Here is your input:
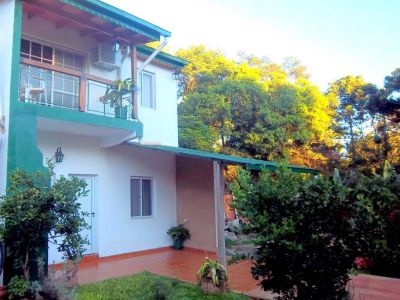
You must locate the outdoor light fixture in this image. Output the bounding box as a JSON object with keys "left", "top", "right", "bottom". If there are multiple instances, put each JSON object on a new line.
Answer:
{"left": 113, "top": 42, "right": 120, "bottom": 53}
{"left": 172, "top": 69, "right": 180, "bottom": 80}
{"left": 55, "top": 147, "right": 64, "bottom": 163}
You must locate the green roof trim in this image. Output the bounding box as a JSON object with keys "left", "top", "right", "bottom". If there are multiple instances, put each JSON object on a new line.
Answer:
{"left": 137, "top": 45, "right": 189, "bottom": 68}
{"left": 131, "top": 144, "right": 320, "bottom": 174}
{"left": 58, "top": 0, "right": 171, "bottom": 41}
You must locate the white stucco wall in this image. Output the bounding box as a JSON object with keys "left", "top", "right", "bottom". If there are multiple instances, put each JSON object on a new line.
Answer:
{"left": 37, "top": 131, "right": 177, "bottom": 263}
{"left": 0, "top": 0, "right": 15, "bottom": 197}
{"left": 136, "top": 59, "right": 179, "bottom": 147}
{"left": 22, "top": 15, "right": 180, "bottom": 147}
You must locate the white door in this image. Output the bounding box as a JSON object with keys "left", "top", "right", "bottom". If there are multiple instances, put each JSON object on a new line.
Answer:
{"left": 71, "top": 175, "right": 97, "bottom": 255}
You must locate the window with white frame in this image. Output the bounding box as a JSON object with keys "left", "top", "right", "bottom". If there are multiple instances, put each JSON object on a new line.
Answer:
{"left": 130, "top": 178, "right": 153, "bottom": 217}
{"left": 141, "top": 71, "right": 155, "bottom": 109}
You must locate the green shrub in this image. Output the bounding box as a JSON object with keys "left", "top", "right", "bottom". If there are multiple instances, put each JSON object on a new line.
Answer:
{"left": 347, "top": 163, "right": 400, "bottom": 277}
{"left": 7, "top": 276, "right": 31, "bottom": 300}
{"left": 0, "top": 162, "right": 89, "bottom": 283}
{"left": 231, "top": 168, "right": 355, "bottom": 299}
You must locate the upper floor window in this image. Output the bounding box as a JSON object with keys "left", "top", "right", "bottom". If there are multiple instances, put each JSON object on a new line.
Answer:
{"left": 20, "top": 38, "right": 85, "bottom": 72}
{"left": 55, "top": 49, "right": 85, "bottom": 72}
{"left": 21, "top": 39, "right": 53, "bottom": 64}
{"left": 141, "top": 71, "right": 155, "bottom": 109}
{"left": 130, "top": 177, "right": 153, "bottom": 217}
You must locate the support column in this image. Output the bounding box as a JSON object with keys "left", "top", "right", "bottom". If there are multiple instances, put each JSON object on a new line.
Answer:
{"left": 213, "top": 161, "right": 226, "bottom": 266}
{"left": 78, "top": 74, "right": 87, "bottom": 112}
{"left": 130, "top": 44, "right": 138, "bottom": 119}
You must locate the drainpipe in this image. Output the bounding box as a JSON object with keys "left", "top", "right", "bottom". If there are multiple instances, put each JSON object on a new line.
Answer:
{"left": 137, "top": 36, "right": 169, "bottom": 74}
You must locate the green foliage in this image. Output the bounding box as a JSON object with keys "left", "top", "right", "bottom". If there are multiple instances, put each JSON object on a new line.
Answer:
{"left": 102, "top": 78, "right": 136, "bottom": 108}
{"left": 7, "top": 276, "right": 31, "bottom": 300}
{"left": 76, "top": 272, "right": 247, "bottom": 300}
{"left": 176, "top": 45, "right": 336, "bottom": 171}
{"left": 231, "top": 165, "right": 400, "bottom": 298}
{"left": 167, "top": 224, "right": 191, "bottom": 242}
{"left": 178, "top": 115, "right": 218, "bottom": 151}
{"left": 197, "top": 258, "right": 228, "bottom": 287}
{"left": 328, "top": 75, "right": 368, "bottom": 161}
{"left": 231, "top": 168, "right": 355, "bottom": 299}
{"left": 0, "top": 164, "right": 89, "bottom": 281}
{"left": 346, "top": 163, "right": 400, "bottom": 277}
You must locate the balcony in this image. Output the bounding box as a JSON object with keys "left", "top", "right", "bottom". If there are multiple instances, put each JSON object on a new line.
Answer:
{"left": 19, "top": 60, "right": 133, "bottom": 120}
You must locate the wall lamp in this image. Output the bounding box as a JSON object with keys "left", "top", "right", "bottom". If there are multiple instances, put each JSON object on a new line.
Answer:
{"left": 55, "top": 147, "right": 64, "bottom": 163}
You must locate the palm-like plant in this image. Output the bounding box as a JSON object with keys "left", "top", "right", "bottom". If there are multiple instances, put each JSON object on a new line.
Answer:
{"left": 102, "top": 78, "right": 136, "bottom": 108}
{"left": 167, "top": 224, "right": 191, "bottom": 249}
{"left": 197, "top": 257, "right": 228, "bottom": 293}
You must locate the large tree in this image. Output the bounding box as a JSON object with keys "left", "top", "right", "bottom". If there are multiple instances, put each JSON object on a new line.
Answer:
{"left": 176, "top": 45, "right": 337, "bottom": 171}
{"left": 328, "top": 76, "right": 368, "bottom": 162}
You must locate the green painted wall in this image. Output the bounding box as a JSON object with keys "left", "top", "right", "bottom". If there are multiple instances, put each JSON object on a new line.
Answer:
{"left": 6, "top": 0, "right": 44, "bottom": 175}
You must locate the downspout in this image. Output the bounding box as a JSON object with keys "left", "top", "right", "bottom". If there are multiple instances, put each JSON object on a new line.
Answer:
{"left": 137, "top": 36, "right": 169, "bottom": 74}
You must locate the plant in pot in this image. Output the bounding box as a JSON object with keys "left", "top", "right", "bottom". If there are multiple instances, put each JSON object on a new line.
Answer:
{"left": 102, "top": 78, "right": 136, "bottom": 119}
{"left": 197, "top": 257, "right": 228, "bottom": 294}
{"left": 167, "top": 224, "right": 191, "bottom": 250}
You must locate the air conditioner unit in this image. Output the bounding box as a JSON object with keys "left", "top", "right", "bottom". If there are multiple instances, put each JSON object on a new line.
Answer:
{"left": 93, "top": 43, "right": 120, "bottom": 71}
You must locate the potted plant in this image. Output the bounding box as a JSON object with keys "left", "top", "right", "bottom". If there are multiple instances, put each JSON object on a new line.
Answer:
{"left": 197, "top": 257, "right": 228, "bottom": 294}
{"left": 167, "top": 224, "right": 191, "bottom": 250}
{"left": 102, "top": 78, "right": 136, "bottom": 119}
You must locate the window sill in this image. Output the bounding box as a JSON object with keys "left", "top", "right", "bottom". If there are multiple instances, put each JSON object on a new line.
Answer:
{"left": 131, "top": 216, "right": 154, "bottom": 220}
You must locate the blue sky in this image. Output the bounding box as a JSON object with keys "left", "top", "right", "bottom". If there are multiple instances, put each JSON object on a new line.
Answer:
{"left": 104, "top": 0, "right": 399, "bottom": 91}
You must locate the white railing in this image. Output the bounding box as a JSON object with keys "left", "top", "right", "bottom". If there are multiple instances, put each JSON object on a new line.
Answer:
{"left": 19, "top": 60, "right": 134, "bottom": 120}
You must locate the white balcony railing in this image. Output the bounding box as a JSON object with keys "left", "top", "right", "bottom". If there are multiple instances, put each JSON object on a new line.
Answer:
{"left": 19, "top": 60, "right": 133, "bottom": 120}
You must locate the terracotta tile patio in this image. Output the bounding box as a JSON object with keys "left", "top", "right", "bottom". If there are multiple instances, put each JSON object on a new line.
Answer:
{"left": 69, "top": 247, "right": 400, "bottom": 300}
{"left": 76, "top": 247, "right": 259, "bottom": 293}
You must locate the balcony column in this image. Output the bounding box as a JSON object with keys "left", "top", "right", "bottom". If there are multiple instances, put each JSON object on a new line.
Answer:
{"left": 130, "top": 44, "right": 138, "bottom": 119}
{"left": 79, "top": 74, "right": 87, "bottom": 112}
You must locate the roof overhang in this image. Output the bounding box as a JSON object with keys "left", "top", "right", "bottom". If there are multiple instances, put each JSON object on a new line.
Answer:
{"left": 128, "top": 144, "right": 320, "bottom": 175}
{"left": 23, "top": 0, "right": 171, "bottom": 44}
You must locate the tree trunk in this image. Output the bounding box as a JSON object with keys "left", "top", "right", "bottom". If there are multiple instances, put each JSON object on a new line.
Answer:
{"left": 382, "top": 116, "right": 389, "bottom": 160}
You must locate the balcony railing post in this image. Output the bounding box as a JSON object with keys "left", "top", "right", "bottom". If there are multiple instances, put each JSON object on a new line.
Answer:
{"left": 79, "top": 74, "right": 87, "bottom": 112}
{"left": 131, "top": 44, "right": 138, "bottom": 119}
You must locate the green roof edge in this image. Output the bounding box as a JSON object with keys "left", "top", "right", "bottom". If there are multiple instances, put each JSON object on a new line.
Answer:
{"left": 137, "top": 45, "right": 189, "bottom": 68}
{"left": 131, "top": 144, "right": 320, "bottom": 175}
{"left": 59, "top": 0, "right": 171, "bottom": 41}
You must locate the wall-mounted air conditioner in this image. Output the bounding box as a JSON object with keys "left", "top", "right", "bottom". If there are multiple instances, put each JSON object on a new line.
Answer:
{"left": 93, "top": 43, "right": 120, "bottom": 71}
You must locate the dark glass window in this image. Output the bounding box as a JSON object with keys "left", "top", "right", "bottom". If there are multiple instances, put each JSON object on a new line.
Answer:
{"left": 130, "top": 178, "right": 153, "bottom": 217}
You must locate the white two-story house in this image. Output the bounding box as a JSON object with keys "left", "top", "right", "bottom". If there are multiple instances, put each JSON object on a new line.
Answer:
{"left": 0, "top": 0, "right": 317, "bottom": 280}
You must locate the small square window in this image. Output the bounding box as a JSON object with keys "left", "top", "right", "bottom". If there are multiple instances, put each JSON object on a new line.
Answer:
{"left": 130, "top": 178, "right": 153, "bottom": 217}
{"left": 20, "top": 39, "right": 30, "bottom": 58}
{"left": 141, "top": 72, "right": 155, "bottom": 109}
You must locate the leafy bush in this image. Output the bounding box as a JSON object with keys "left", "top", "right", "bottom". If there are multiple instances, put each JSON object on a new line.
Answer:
{"left": 0, "top": 162, "right": 89, "bottom": 284}
{"left": 231, "top": 168, "right": 356, "bottom": 299}
{"left": 7, "top": 276, "right": 31, "bottom": 300}
{"left": 231, "top": 164, "right": 400, "bottom": 298}
{"left": 347, "top": 162, "right": 400, "bottom": 277}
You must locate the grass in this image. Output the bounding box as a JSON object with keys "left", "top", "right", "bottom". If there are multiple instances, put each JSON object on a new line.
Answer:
{"left": 77, "top": 272, "right": 249, "bottom": 300}
{"left": 225, "top": 237, "right": 254, "bottom": 248}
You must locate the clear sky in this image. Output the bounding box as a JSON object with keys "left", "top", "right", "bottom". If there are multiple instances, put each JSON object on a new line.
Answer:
{"left": 104, "top": 0, "right": 399, "bottom": 91}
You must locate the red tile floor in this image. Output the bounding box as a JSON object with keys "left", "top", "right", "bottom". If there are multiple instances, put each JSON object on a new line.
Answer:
{"left": 70, "top": 248, "right": 400, "bottom": 300}
{"left": 76, "top": 248, "right": 257, "bottom": 292}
